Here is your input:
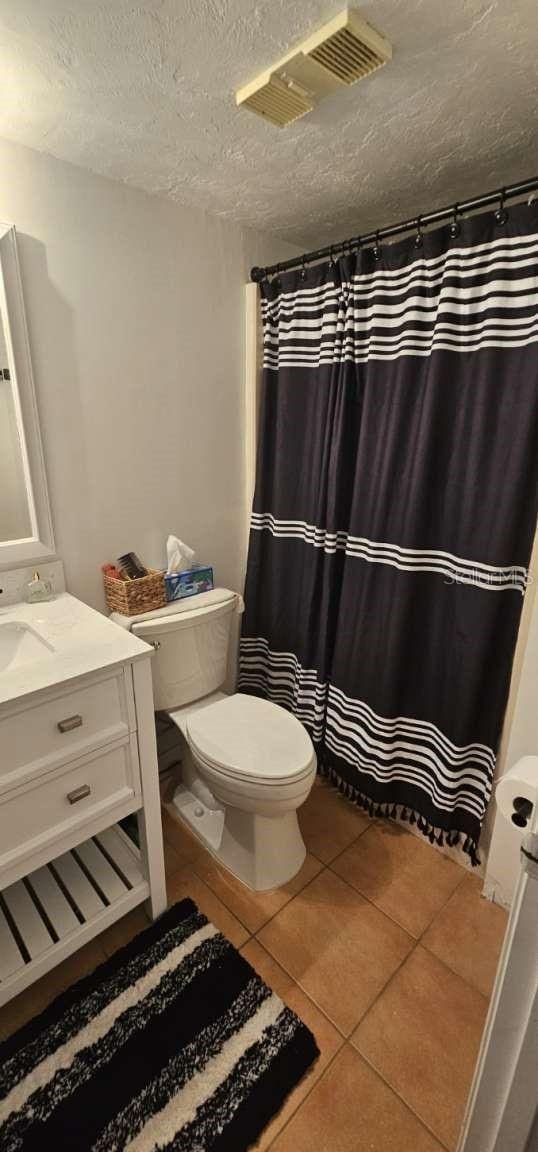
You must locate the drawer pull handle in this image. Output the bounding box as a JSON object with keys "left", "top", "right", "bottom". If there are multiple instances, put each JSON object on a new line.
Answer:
{"left": 57, "top": 714, "right": 83, "bottom": 733}
{"left": 67, "top": 784, "right": 91, "bottom": 805}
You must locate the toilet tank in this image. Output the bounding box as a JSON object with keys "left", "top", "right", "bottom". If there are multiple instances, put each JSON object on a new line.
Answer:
{"left": 128, "top": 589, "right": 240, "bottom": 711}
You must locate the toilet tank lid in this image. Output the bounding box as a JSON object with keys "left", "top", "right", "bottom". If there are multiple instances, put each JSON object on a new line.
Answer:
{"left": 110, "top": 587, "right": 242, "bottom": 630}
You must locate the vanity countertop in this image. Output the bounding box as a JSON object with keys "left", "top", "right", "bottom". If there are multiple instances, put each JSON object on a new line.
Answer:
{"left": 0, "top": 592, "right": 150, "bottom": 708}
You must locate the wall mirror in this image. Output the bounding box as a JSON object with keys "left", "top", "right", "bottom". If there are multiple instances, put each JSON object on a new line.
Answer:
{"left": 0, "top": 224, "right": 55, "bottom": 570}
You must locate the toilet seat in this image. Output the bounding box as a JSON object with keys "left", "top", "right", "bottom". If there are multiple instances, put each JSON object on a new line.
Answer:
{"left": 186, "top": 693, "right": 315, "bottom": 787}
{"left": 191, "top": 743, "right": 315, "bottom": 789}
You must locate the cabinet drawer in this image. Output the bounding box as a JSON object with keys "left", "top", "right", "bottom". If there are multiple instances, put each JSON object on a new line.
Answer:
{"left": 0, "top": 670, "right": 134, "bottom": 792}
{"left": 0, "top": 738, "right": 140, "bottom": 873}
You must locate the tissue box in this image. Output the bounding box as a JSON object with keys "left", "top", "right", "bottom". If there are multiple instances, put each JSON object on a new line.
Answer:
{"left": 165, "top": 566, "right": 214, "bottom": 601}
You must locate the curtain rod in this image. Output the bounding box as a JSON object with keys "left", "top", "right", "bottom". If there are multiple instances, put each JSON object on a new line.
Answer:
{"left": 250, "top": 176, "right": 538, "bottom": 283}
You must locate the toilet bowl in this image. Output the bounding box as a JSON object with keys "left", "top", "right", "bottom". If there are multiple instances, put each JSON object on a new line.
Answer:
{"left": 111, "top": 589, "right": 316, "bottom": 891}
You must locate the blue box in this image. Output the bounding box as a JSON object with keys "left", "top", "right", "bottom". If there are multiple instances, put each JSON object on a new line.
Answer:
{"left": 164, "top": 566, "right": 214, "bottom": 601}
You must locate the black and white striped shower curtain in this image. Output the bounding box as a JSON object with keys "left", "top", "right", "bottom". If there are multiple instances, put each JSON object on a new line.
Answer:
{"left": 239, "top": 204, "right": 538, "bottom": 861}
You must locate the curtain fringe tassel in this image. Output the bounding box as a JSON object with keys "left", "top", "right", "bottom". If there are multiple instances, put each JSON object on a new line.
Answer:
{"left": 318, "top": 763, "right": 480, "bottom": 866}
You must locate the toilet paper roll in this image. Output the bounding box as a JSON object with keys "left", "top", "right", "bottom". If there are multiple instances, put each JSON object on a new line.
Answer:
{"left": 495, "top": 755, "right": 538, "bottom": 827}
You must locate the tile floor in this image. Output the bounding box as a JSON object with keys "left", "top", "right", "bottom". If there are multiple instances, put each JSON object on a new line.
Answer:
{"left": 0, "top": 778, "right": 509, "bottom": 1151}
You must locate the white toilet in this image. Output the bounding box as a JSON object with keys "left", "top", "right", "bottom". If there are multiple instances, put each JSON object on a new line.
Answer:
{"left": 111, "top": 589, "right": 316, "bottom": 891}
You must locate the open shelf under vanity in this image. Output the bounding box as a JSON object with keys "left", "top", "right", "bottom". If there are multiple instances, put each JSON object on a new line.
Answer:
{"left": 0, "top": 824, "right": 149, "bottom": 1007}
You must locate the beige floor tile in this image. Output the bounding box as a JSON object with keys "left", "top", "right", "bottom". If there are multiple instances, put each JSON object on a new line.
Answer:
{"left": 161, "top": 803, "right": 210, "bottom": 866}
{"left": 271, "top": 1045, "right": 445, "bottom": 1152}
{"left": 240, "top": 940, "right": 344, "bottom": 1150}
{"left": 257, "top": 868, "right": 413, "bottom": 1036}
{"left": 298, "top": 777, "right": 371, "bottom": 863}
{"left": 0, "top": 937, "right": 106, "bottom": 1040}
{"left": 167, "top": 866, "right": 249, "bottom": 948}
{"left": 332, "top": 821, "right": 465, "bottom": 937}
{"left": 422, "top": 874, "right": 508, "bottom": 997}
{"left": 352, "top": 945, "right": 488, "bottom": 1150}
{"left": 194, "top": 852, "right": 323, "bottom": 934}
{"left": 100, "top": 906, "right": 151, "bottom": 958}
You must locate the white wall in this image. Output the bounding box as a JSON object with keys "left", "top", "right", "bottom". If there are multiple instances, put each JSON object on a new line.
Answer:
{"left": 483, "top": 528, "right": 538, "bottom": 903}
{"left": 0, "top": 137, "right": 297, "bottom": 609}
{"left": 498, "top": 533, "right": 538, "bottom": 773}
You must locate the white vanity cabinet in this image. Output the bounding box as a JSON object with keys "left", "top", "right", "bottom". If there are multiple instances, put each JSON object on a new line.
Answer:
{"left": 0, "top": 594, "right": 167, "bottom": 1008}
{"left": 0, "top": 225, "right": 166, "bottom": 1005}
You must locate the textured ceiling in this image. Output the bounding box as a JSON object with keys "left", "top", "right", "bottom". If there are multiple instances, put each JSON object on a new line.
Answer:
{"left": 0, "top": 0, "right": 537, "bottom": 247}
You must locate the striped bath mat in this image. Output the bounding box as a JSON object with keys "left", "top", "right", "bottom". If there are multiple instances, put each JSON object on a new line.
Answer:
{"left": 0, "top": 899, "right": 319, "bottom": 1151}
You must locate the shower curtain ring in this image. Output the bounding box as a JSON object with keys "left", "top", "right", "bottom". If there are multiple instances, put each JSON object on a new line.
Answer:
{"left": 450, "top": 203, "right": 460, "bottom": 238}
{"left": 329, "top": 245, "right": 336, "bottom": 267}
{"left": 273, "top": 263, "right": 281, "bottom": 287}
{"left": 300, "top": 255, "right": 307, "bottom": 281}
{"left": 414, "top": 216, "right": 423, "bottom": 247}
{"left": 495, "top": 189, "right": 508, "bottom": 225}
{"left": 373, "top": 231, "right": 382, "bottom": 260}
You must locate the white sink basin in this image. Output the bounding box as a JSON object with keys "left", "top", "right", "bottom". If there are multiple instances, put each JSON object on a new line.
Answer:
{"left": 0, "top": 621, "right": 55, "bottom": 671}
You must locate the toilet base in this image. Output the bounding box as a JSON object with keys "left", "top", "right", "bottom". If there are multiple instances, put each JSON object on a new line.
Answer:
{"left": 172, "top": 784, "right": 224, "bottom": 854}
{"left": 171, "top": 783, "right": 306, "bottom": 892}
{"left": 219, "top": 806, "right": 306, "bottom": 891}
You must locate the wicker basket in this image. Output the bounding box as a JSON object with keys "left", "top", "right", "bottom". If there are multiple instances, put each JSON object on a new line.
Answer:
{"left": 103, "top": 568, "right": 166, "bottom": 616}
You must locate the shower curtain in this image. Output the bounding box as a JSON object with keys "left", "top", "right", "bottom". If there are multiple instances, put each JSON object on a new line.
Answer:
{"left": 239, "top": 203, "right": 538, "bottom": 862}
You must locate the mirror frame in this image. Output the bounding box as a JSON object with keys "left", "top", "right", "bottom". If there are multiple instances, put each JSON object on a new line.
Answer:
{"left": 0, "top": 223, "right": 55, "bottom": 570}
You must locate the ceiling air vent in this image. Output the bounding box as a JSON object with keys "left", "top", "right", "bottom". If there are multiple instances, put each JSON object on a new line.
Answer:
{"left": 243, "top": 75, "right": 314, "bottom": 128}
{"left": 236, "top": 8, "right": 392, "bottom": 127}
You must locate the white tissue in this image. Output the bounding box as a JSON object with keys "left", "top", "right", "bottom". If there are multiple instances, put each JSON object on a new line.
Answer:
{"left": 486, "top": 755, "right": 538, "bottom": 907}
{"left": 166, "top": 535, "right": 196, "bottom": 574}
{"left": 495, "top": 756, "right": 538, "bottom": 824}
